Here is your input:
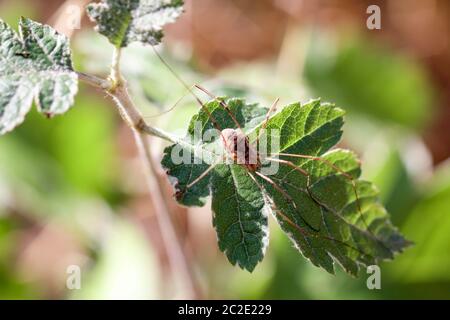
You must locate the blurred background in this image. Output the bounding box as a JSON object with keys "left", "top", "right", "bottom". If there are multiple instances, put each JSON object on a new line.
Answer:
{"left": 0, "top": 0, "right": 449, "bottom": 299}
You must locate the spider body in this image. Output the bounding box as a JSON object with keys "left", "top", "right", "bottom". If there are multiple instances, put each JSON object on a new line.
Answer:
{"left": 220, "top": 128, "right": 260, "bottom": 171}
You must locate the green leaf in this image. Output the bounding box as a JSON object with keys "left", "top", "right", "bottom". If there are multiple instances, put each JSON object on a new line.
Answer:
{"left": 162, "top": 97, "right": 411, "bottom": 274}
{"left": 0, "top": 18, "right": 78, "bottom": 135}
{"left": 87, "top": 0, "right": 184, "bottom": 48}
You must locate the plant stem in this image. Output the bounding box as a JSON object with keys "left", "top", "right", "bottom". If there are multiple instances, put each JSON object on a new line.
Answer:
{"left": 111, "top": 83, "right": 200, "bottom": 299}
{"left": 110, "top": 47, "right": 124, "bottom": 87}
{"left": 77, "top": 71, "right": 112, "bottom": 90}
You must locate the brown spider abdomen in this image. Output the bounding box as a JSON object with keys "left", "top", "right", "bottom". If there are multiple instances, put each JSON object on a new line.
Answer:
{"left": 245, "top": 163, "right": 259, "bottom": 171}
{"left": 221, "top": 128, "right": 260, "bottom": 170}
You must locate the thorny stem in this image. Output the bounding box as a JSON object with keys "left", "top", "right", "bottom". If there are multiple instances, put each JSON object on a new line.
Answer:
{"left": 77, "top": 53, "right": 200, "bottom": 299}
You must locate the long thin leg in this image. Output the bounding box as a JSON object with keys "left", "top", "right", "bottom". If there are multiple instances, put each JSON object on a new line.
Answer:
{"left": 271, "top": 152, "right": 363, "bottom": 220}
{"left": 151, "top": 45, "right": 240, "bottom": 134}
{"left": 144, "top": 84, "right": 198, "bottom": 119}
{"left": 257, "top": 158, "right": 326, "bottom": 231}
{"left": 263, "top": 157, "right": 326, "bottom": 223}
{"left": 266, "top": 156, "right": 371, "bottom": 235}
{"left": 151, "top": 46, "right": 226, "bottom": 136}
{"left": 267, "top": 157, "right": 393, "bottom": 255}
{"left": 274, "top": 152, "right": 357, "bottom": 181}
{"left": 141, "top": 82, "right": 230, "bottom": 159}
{"left": 265, "top": 157, "right": 309, "bottom": 177}
{"left": 186, "top": 162, "right": 218, "bottom": 189}
{"left": 175, "top": 162, "right": 217, "bottom": 202}
{"left": 265, "top": 157, "right": 315, "bottom": 199}
{"left": 151, "top": 45, "right": 196, "bottom": 97}
{"left": 194, "top": 84, "right": 243, "bottom": 130}
{"left": 248, "top": 171, "right": 369, "bottom": 257}
{"left": 151, "top": 44, "right": 253, "bottom": 151}
{"left": 255, "top": 170, "right": 321, "bottom": 231}
{"left": 253, "top": 97, "right": 280, "bottom": 144}
{"left": 254, "top": 171, "right": 297, "bottom": 209}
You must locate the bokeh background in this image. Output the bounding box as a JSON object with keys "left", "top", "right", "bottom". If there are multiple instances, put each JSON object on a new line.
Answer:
{"left": 0, "top": 0, "right": 449, "bottom": 299}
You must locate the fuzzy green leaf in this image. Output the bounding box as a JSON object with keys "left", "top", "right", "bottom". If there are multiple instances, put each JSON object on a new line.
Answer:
{"left": 87, "top": 0, "right": 184, "bottom": 48}
{"left": 0, "top": 18, "right": 78, "bottom": 135}
{"left": 162, "top": 97, "right": 411, "bottom": 274}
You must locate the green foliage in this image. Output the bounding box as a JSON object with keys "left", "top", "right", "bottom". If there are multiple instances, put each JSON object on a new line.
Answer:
{"left": 162, "top": 98, "right": 411, "bottom": 273}
{"left": 0, "top": 18, "right": 78, "bottom": 135}
{"left": 389, "top": 162, "right": 450, "bottom": 283}
{"left": 87, "top": 0, "right": 184, "bottom": 48}
{"left": 0, "top": 217, "right": 37, "bottom": 299}
{"left": 71, "top": 217, "right": 160, "bottom": 299}
{"left": 304, "top": 34, "right": 434, "bottom": 129}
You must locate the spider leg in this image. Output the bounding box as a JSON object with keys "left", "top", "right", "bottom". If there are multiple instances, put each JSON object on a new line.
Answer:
{"left": 252, "top": 97, "right": 280, "bottom": 144}
{"left": 174, "top": 162, "right": 217, "bottom": 203}
{"left": 150, "top": 46, "right": 227, "bottom": 136}
{"left": 270, "top": 152, "right": 365, "bottom": 230}
{"left": 264, "top": 157, "right": 319, "bottom": 204}
{"left": 254, "top": 171, "right": 297, "bottom": 210}
{"left": 247, "top": 172, "right": 371, "bottom": 258}
{"left": 254, "top": 170, "right": 323, "bottom": 232}
{"left": 268, "top": 154, "right": 395, "bottom": 258}
{"left": 194, "top": 84, "right": 243, "bottom": 130}
{"left": 143, "top": 84, "right": 198, "bottom": 119}
{"left": 186, "top": 161, "right": 219, "bottom": 189}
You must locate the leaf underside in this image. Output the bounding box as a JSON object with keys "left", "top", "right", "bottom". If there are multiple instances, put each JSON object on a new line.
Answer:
{"left": 0, "top": 18, "right": 78, "bottom": 135}
{"left": 162, "top": 98, "right": 412, "bottom": 273}
{"left": 87, "top": 0, "right": 184, "bottom": 48}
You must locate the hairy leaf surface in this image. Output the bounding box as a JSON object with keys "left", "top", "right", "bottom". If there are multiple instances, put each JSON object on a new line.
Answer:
{"left": 0, "top": 18, "right": 78, "bottom": 135}
{"left": 87, "top": 0, "right": 184, "bottom": 48}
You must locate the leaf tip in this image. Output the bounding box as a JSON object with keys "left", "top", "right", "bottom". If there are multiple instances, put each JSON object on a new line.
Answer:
{"left": 18, "top": 16, "right": 33, "bottom": 27}
{"left": 236, "top": 257, "right": 261, "bottom": 273}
